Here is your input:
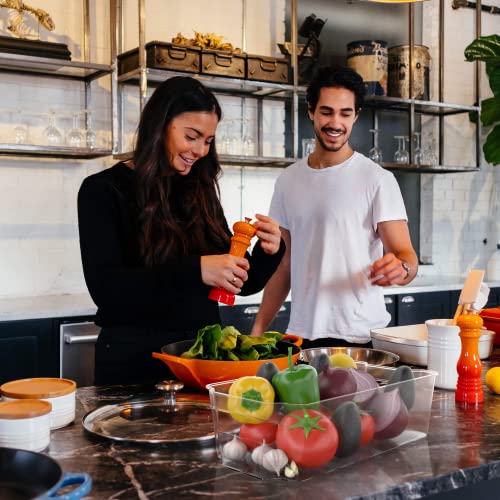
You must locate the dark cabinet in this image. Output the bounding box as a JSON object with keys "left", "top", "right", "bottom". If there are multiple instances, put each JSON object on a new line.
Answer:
{"left": 219, "top": 302, "right": 291, "bottom": 335}
{"left": 0, "top": 318, "right": 57, "bottom": 385}
{"left": 396, "top": 291, "right": 451, "bottom": 326}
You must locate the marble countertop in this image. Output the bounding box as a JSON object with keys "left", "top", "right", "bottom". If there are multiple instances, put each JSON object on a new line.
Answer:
{"left": 46, "top": 351, "right": 500, "bottom": 500}
{"left": 1, "top": 276, "right": 499, "bottom": 322}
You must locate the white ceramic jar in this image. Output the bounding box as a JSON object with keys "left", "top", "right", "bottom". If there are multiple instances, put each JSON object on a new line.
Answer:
{"left": 425, "top": 319, "right": 462, "bottom": 390}
{"left": 1, "top": 378, "right": 76, "bottom": 429}
{"left": 0, "top": 399, "right": 52, "bottom": 452}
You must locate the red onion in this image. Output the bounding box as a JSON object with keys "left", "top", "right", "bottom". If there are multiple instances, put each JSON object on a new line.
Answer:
{"left": 367, "top": 389, "right": 409, "bottom": 439}
{"left": 347, "top": 368, "right": 379, "bottom": 404}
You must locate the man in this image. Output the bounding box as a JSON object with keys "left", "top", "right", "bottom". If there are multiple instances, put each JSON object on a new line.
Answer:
{"left": 251, "top": 65, "right": 418, "bottom": 348}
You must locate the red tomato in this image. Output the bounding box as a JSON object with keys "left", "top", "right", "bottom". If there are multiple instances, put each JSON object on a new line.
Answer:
{"left": 360, "top": 412, "right": 375, "bottom": 446}
{"left": 239, "top": 421, "right": 278, "bottom": 449}
{"left": 276, "top": 409, "right": 338, "bottom": 468}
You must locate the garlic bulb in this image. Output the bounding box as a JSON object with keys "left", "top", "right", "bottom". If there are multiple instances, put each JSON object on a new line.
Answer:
{"left": 222, "top": 435, "right": 247, "bottom": 461}
{"left": 251, "top": 440, "right": 273, "bottom": 466}
{"left": 262, "top": 448, "right": 288, "bottom": 476}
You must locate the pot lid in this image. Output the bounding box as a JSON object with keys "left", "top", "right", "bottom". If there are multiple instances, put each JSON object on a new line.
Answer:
{"left": 1, "top": 378, "right": 76, "bottom": 399}
{"left": 480, "top": 307, "right": 500, "bottom": 320}
{"left": 82, "top": 380, "right": 229, "bottom": 445}
{"left": 0, "top": 399, "right": 52, "bottom": 419}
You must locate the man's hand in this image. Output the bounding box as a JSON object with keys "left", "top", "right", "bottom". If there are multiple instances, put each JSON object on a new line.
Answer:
{"left": 369, "top": 252, "right": 409, "bottom": 286}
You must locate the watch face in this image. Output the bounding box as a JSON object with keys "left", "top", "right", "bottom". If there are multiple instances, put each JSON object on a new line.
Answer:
{"left": 402, "top": 261, "right": 410, "bottom": 276}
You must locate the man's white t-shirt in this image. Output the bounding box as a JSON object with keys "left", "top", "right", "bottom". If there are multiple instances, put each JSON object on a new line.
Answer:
{"left": 269, "top": 152, "right": 408, "bottom": 343}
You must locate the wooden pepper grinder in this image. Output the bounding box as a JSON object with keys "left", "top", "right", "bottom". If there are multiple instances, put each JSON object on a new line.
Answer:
{"left": 455, "top": 312, "right": 484, "bottom": 404}
{"left": 208, "top": 217, "right": 256, "bottom": 306}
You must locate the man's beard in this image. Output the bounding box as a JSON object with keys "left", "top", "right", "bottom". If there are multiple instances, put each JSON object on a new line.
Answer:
{"left": 315, "top": 126, "right": 350, "bottom": 153}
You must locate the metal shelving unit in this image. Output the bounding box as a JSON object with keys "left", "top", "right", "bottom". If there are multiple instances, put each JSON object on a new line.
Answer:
{"left": 0, "top": 1, "right": 115, "bottom": 159}
{"left": 112, "top": 0, "right": 481, "bottom": 173}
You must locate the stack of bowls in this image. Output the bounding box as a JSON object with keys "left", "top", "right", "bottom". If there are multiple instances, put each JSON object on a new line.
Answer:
{"left": 0, "top": 378, "right": 76, "bottom": 430}
{"left": 0, "top": 399, "right": 52, "bottom": 452}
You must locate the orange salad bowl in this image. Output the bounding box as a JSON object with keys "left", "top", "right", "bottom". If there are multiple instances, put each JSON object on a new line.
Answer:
{"left": 152, "top": 334, "right": 302, "bottom": 390}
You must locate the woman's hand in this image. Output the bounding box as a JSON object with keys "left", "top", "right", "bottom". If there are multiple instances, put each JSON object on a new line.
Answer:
{"left": 253, "top": 214, "right": 281, "bottom": 255}
{"left": 201, "top": 254, "right": 249, "bottom": 293}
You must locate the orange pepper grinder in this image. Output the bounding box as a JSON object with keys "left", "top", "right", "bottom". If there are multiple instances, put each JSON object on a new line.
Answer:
{"left": 455, "top": 312, "right": 484, "bottom": 404}
{"left": 208, "top": 217, "right": 256, "bottom": 306}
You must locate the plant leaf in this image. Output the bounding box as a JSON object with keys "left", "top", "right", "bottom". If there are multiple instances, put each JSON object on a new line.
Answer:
{"left": 483, "top": 124, "right": 500, "bottom": 166}
{"left": 465, "top": 35, "right": 500, "bottom": 63}
{"left": 480, "top": 97, "right": 500, "bottom": 126}
{"left": 486, "top": 62, "right": 500, "bottom": 98}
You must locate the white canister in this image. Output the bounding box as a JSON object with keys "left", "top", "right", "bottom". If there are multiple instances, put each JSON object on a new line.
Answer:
{"left": 0, "top": 399, "right": 52, "bottom": 452}
{"left": 1, "top": 378, "right": 76, "bottom": 429}
{"left": 425, "top": 319, "right": 461, "bottom": 390}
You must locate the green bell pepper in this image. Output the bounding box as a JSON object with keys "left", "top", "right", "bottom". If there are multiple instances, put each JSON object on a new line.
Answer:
{"left": 272, "top": 347, "right": 320, "bottom": 410}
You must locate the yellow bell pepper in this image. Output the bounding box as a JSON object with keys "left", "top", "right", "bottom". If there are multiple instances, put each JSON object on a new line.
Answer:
{"left": 227, "top": 376, "right": 275, "bottom": 424}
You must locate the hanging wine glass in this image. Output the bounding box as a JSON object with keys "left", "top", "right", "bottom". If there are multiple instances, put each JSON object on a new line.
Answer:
{"left": 241, "top": 119, "right": 256, "bottom": 156}
{"left": 43, "top": 111, "right": 62, "bottom": 146}
{"left": 368, "top": 128, "right": 383, "bottom": 164}
{"left": 414, "top": 132, "right": 424, "bottom": 166}
{"left": 66, "top": 112, "right": 84, "bottom": 147}
{"left": 82, "top": 109, "right": 97, "bottom": 148}
{"left": 393, "top": 136, "right": 409, "bottom": 164}
{"left": 13, "top": 109, "right": 29, "bottom": 144}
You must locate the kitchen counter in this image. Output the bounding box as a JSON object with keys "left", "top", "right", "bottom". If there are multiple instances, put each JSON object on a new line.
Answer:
{"left": 46, "top": 351, "right": 500, "bottom": 499}
{"left": 2, "top": 276, "right": 500, "bottom": 322}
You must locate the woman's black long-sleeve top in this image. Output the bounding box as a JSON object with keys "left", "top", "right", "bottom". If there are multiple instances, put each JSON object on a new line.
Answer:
{"left": 77, "top": 162, "right": 285, "bottom": 333}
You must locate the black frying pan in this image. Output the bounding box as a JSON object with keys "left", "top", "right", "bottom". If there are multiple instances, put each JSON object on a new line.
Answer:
{"left": 0, "top": 448, "right": 91, "bottom": 500}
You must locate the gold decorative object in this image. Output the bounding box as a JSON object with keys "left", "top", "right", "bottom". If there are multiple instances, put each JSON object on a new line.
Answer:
{"left": 172, "top": 31, "right": 241, "bottom": 53}
{"left": 0, "top": 0, "right": 55, "bottom": 38}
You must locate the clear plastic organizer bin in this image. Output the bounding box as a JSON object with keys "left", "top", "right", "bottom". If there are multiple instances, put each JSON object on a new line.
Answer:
{"left": 207, "top": 365, "right": 436, "bottom": 481}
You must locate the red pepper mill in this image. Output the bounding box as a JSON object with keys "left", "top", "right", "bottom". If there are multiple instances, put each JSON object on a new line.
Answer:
{"left": 208, "top": 217, "right": 257, "bottom": 306}
{"left": 455, "top": 312, "right": 484, "bottom": 404}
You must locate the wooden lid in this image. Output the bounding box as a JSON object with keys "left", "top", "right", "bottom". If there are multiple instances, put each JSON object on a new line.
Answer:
{"left": 0, "top": 399, "right": 52, "bottom": 419}
{"left": 0, "top": 378, "right": 76, "bottom": 399}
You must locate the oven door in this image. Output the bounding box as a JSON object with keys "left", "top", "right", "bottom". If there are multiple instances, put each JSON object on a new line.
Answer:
{"left": 60, "top": 322, "right": 100, "bottom": 387}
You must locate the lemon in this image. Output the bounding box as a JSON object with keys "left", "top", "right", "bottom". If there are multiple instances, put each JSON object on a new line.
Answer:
{"left": 329, "top": 353, "right": 357, "bottom": 369}
{"left": 485, "top": 367, "right": 500, "bottom": 394}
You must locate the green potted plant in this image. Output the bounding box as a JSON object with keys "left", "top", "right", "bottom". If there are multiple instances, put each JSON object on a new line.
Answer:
{"left": 464, "top": 34, "right": 500, "bottom": 166}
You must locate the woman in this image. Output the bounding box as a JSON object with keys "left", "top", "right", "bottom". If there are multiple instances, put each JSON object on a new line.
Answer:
{"left": 78, "top": 76, "right": 285, "bottom": 386}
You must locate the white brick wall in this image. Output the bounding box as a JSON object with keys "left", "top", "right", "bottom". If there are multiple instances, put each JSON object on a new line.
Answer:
{"left": 0, "top": 0, "right": 499, "bottom": 298}
{"left": 421, "top": 0, "right": 500, "bottom": 280}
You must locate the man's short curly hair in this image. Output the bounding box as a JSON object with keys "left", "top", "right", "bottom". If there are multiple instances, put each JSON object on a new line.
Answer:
{"left": 306, "top": 64, "right": 366, "bottom": 114}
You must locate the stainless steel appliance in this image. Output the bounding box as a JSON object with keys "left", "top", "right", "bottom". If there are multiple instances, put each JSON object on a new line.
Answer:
{"left": 60, "top": 321, "right": 100, "bottom": 387}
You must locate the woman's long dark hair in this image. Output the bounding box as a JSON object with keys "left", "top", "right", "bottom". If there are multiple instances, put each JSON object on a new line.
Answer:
{"left": 133, "top": 76, "right": 229, "bottom": 267}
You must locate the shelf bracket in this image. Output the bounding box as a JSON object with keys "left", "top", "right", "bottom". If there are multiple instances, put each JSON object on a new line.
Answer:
{"left": 452, "top": 0, "right": 500, "bottom": 14}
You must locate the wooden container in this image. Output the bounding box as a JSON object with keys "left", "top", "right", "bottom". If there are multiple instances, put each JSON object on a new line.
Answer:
{"left": 0, "top": 399, "right": 52, "bottom": 452}
{"left": 246, "top": 55, "right": 289, "bottom": 83}
{"left": 1, "top": 377, "right": 76, "bottom": 430}
{"left": 201, "top": 50, "right": 246, "bottom": 79}
{"left": 118, "top": 41, "right": 201, "bottom": 75}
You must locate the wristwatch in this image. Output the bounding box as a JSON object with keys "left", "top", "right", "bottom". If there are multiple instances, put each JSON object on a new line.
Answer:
{"left": 401, "top": 260, "right": 411, "bottom": 280}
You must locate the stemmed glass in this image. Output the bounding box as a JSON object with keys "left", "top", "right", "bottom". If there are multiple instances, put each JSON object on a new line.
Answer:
{"left": 413, "top": 132, "right": 424, "bottom": 166}
{"left": 66, "top": 112, "right": 84, "bottom": 148}
{"left": 393, "top": 136, "right": 409, "bottom": 164}
{"left": 43, "top": 111, "right": 62, "bottom": 146}
{"left": 368, "top": 128, "right": 383, "bottom": 164}
{"left": 12, "top": 109, "right": 29, "bottom": 144}
{"left": 82, "top": 109, "right": 97, "bottom": 148}
{"left": 241, "top": 119, "right": 256, "bottom": 156}
{"left": 423, "top": 133, "right": 438, "bottom": 166}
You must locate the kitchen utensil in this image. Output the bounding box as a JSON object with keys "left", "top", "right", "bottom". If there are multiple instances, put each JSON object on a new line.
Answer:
{"left": 83, "top": 380, "right": 225, "bottom": 446}
{"left": 0, "top": 447, "right": 91, "bottom": 500}
{"left": 299, "top": 346, "right": 399, "bottom": 367}
{"left": 208, "top": 218, "right": 257, "bottom": 306}
{"left": 425, "top": 319, "right": 461, "bottom": 390}
{"left": 1, "top": 377, "right": 76, "bottom": 429}
{"left": 153, "top": 334, "right": 302, "bottom": 390}
{"left": 370, "top": 324, "right": 494, "bottom": 365}
{"left": 452, "top": 269, "right": 486, "bottom": 325}
{"left": 456, "top": 313, "right": 484, "bottom": 404}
